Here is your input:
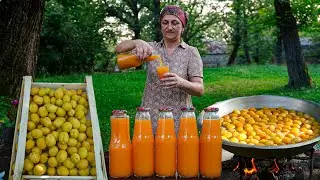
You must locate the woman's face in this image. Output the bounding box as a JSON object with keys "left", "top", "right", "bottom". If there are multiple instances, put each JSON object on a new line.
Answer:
{"left": 161, "top": 15, "right": 184, "bottom": 41}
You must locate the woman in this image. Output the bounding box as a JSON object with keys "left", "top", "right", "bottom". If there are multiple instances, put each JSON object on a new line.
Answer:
{"left": 115, "top": 5, "right": 204, "bottom": 133}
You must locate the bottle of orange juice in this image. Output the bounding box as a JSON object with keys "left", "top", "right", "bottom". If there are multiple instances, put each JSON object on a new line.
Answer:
{"left": 177, "top": 107, "right": 199, "bottom": 178}
{"left": 109, "top": 110, "right": 132, "bottom": 178}
{"left": 132, "top": 107, "right": 154, "bottom": 177}
{"left": 199, "top": 107, "right": 222, "bottom": 178}
{"left": 117, "top": 53, "right": 161, "bottom": 70}
{"left": 155, "top": 107, "right": 176, "bottom": 177}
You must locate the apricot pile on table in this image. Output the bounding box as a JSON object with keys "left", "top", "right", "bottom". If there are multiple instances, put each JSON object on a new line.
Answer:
{"left": 220, "top": 107, "right": 320, "bottom": 146}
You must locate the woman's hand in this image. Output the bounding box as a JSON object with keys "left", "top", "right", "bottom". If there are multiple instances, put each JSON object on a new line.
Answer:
{"left": 160, "top": 73, "right": 204, "bottom": 96}
{"left": 160, "top": 73, "right": 184, "bottom": 89}
{"left": 132, "top": 40, "right": 153, "bottom": 60}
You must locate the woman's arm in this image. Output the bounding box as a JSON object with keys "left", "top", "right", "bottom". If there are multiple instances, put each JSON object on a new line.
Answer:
{"left": 115, "top": 40, "right": 137, "bottom": 53}
{"left": 161, "top": 73, "right": 204, "bottom": 97}
{"left": 115, "top": 39, "right": 153, "bottom": 60}
{"left": 180, "top": 76, "right": 204, "bottom": 97}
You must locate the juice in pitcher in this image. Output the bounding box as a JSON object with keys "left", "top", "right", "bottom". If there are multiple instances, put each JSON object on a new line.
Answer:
{"left": 199, "top": 107, "right": 222, "bottom": 178}
{"left": 117, "top": 53, "right": 161, "bottom": 70}
{"left": 155, "top": 107, "right": 176, "bottom": 177}
{"left": 132, "top": 107, "right": 154, "bottom": 177}
{"left": 177, "top": 107, "right": 199, "bottom": 178}
{"left": 109, "top": 110, "right": 132, "bottom": 178}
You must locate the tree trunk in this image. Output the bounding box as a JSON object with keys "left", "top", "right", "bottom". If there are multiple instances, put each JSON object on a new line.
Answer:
{"left": 253, "top": 47, "right": 260, "bottom": 63}
{"left": 244, "top": 46, "right": 251, "bottom": 64}
{"left": 275, "top": 29, "right": 283, "bottom": 65}
{"left": 243, "top": 23, "right": 251, "bottom": 64}
{"left": 227, "top": 0, "right": 241, "bottom": 66}
{"left": 0, "top": 0, "right": 45, "bottom": 98}
{"left": 274, "top": 0, "right": 312, "bottom": 88}
{"left": 133, "top": 25, "right": 141, "bottom": 40}
{"left": 132, "top": 2, "right": 143, "bottom": 70}
{"left": 228, "top": 41, "right": 241, "bottom": 66}
{"left": 153, "top": 0, "right": 162, "bottom": 42}
{"left": 132, "top": 0, "right": 141, "bottom": 40}
{"left": 242, "top": 0, "right": 251, "bottom": 64}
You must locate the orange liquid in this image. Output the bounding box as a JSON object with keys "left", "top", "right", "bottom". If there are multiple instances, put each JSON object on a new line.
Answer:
{"left": 117, "top": 54, "right": 160, "bottom": 70}
{"left": 156, "top": 66, "right": 169, "bottom": 79}
{"left": 155, "top": 118, "right": 176, "bottom": 177}
{"left": 109, "top": 117, "right": 132, "bottom": 178}
{"left": 132, "top": 120, "right": 154, "bottom": 177}
{"left": 177, "top": 117, "right": 199, "bottom": 177}
{"left": 199, "top": 119, "right": 222, "bottom": 178}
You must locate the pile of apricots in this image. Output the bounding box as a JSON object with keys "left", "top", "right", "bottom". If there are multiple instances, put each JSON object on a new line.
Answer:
{"left": 220, "top": 107, "right": 320, "bottom": 146}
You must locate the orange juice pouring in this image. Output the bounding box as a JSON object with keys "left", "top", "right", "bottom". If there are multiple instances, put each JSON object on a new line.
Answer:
{"left": 177, "top": 107, "right": 199, "bottom": 178}
{"left": 109, "top": 110, "right": 132, "bottom": 178}
{"left": 117, "top": 53, "right": 161, "bottom": 70}
{"left": 156, "top": 57, "right": 169, "bottom": 79}
{"left": 199, "top": 107, "right": 222, "bottom": 178}
{"left": 155, "top": 107, "right": 177, "bottom": 177}
{"left": 132, "top": 107, "right": 154, "bottom": 177}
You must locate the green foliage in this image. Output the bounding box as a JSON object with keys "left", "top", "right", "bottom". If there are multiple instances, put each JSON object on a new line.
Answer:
{"left": 37, "top": 65, "right": 320, "bottom": 150}
{"left": 0, "top": 97, "right": 15, "bottom": 134}
{"left": 102, "top": 0, "right": 154, "bottom": 40}
{"left": 167, "top": 0, "right": 223, "bottom": 54}
{"left": 103, "top": 0, "right": 223, "bottom": 55}
{"left": 180, "top": 1, "right": 219, "bottom": 46}
{"left": 291, "top": 0, "right": 319, "bottom": 29}
{"left": 38, "top": 0, "right": 117, "bottom": 75}
{"left": 0, "top": 97, "right": 10, "bottom": 121}
{"left": 224, "top": 0, "right": 319, "bottom": 64}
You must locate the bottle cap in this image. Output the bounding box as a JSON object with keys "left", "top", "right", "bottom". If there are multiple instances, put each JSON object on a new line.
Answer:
{"left": 181, "top": 107, "right": 195, "bottom": 111}
{"left": 159, "top": 107, "right": 173, "bottom": 112}
{"left": 112, "top": 110, "right": 127, "bottom": 115}
{"left": 136, "top": 107, "right": 150, "bottom": 111}
{"left": 204, "top": 107, "right": 219, "bottom": 112}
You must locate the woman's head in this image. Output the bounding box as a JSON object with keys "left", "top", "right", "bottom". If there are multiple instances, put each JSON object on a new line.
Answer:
{"left": 160, "top": 5, "right": 188, "bottom": 41}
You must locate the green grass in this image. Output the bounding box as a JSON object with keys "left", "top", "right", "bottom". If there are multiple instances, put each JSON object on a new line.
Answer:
{"left": 36, "top": 64, "right": 320, "bottom": 151}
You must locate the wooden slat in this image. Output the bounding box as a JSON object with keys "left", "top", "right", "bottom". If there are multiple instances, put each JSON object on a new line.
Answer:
{"left": 32, "top": 82, "right": 86, "bottom": 90}
{"left": 13, "top": 76, "right": 32, "bottom": 180}
{"left": 9, "top": 77, "right": 26, "bottom": 180}
{"left": 11, "top": 76, "right": 108, "bottom": 180}
{"left": 23, "top": 175, "right": 95, "bottom": 179}
{"left": 85, "top": 76, "right": 108, "bottom": 180}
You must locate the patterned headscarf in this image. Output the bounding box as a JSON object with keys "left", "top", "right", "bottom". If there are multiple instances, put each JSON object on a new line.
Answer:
{"left": 160, "top": 5, "right": 188, "bottom": 27}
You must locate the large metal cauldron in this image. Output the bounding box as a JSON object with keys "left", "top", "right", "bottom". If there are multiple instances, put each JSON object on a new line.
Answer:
{"left": 203, "top": 95, "right": 320, "bottom": 158}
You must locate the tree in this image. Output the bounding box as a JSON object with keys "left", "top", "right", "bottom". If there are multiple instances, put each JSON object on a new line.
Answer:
{"left": 275, "top": 28, "right": 283, "bottom": 65}
{"left": 39, "top": 0, "right": 115, "bottom": 75}
{"left": 0, "top": 0, "right": 45, "bottom": 98}
{"left": 275, "top": 0, "right": 320, "bottom": 65}
{"left": 153, "top": 0, "right": 162, "bottom": 42}
{"left": 274, "top": 0, "right": 312, "bottom": 88}
{"left": 179, "top": 0, "right": 222, "bottom": 53}
{"left": 103, "top": 0, "right": 223, "bottom": 55}
{"left": 227, "top": 0, "right": 242, "bottom": 65}
{"left": 102, "top": 0, "right": 153, "bottom": 40}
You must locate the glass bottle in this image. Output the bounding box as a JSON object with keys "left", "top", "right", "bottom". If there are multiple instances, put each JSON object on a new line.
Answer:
{"left": 155, "top": 107, "right": 176, "bottom": 177}
{"left": 116, "top": 53, "right": 161, "bottom": 70}
{"left": 132, "top": 107, "right": 154, "bottom": 177}
{"left": 109, "top": 110, "right": 132, "bottom": 178}
{"left": 177, "top": 107, "right": 199, "bottom": 178}
{"left": 199, "top": 107, "right": 222, "bottom": 178}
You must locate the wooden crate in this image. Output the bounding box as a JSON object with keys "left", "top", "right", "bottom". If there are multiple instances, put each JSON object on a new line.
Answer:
{"left": 9, "top": 76, "right": 108, "bottom": 180}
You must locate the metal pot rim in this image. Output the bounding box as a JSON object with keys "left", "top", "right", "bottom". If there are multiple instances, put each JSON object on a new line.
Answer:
{"left": 211, "top": 95, "right": 320, "bottom": 150}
